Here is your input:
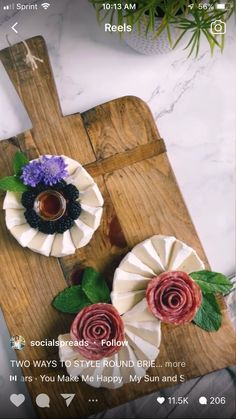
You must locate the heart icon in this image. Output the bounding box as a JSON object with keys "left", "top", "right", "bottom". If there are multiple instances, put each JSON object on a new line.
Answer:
{"left": 10, "top": 394, "right": 25, "bottom": 407}
{"left": 157, "top": 397, "right": 165, "bottom": 405}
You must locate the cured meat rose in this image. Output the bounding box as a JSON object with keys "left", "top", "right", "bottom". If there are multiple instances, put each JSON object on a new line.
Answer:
{"left": 146, "top": 271, "right": 202, "bottom": 325}
{"left": 70, "top": 303, "right": 125, "bottom": 360}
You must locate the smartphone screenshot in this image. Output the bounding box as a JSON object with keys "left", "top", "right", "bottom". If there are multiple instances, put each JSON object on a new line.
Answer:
{"left": 0, "top": 1, "right": 235, "bottom": 418}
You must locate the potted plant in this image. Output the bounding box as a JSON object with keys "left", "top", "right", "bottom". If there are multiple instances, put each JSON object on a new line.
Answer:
{"left": 89, "top": 0, "right": 233, "bottom": 56}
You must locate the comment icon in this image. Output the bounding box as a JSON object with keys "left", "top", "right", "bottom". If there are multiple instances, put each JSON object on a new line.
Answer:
{"left": 36, "top": 393, "right": 50, "bottom": 408}
{"left": 199, "top": 396, "right": 207, "bottom": 405}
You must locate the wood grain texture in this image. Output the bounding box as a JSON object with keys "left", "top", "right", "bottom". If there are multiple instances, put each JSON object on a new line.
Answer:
{"left": 85, "top": 139, "right": 166, "bottom": 177}
{"left": 104, "top": 154, "right": 208, "bottom": 265}
{"left": 82, "top": 95, "right": 161, "bottom": 159}
{"left": 0, "top": 37, "right": 235, "bottom": 419}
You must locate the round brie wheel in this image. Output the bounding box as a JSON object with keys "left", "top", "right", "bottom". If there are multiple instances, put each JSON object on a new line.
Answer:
{"left": 58, "top": 298, "right": 161, "bottom": 389}
{"left": 3, "top": 155, "right": 104, "bottom": 257}
{"left": 111, "top": 235, "right": 205, "bottom": 315}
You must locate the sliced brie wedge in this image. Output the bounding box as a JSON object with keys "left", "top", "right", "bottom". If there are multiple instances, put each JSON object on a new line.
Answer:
{"left": 113, "top": 269, "right": 151, "bottom": 293}
{"left": 110, "top": 289, "right": 145, "bottom": 315}
{"left": 80, "top": 204, "right": 103, "bottom": 230}
{"left": 6, "top": 209, "right": 26, "bottom": 229}
{"left": 132, "top": 238, "right": 164, "bottom": 272}
{"left": 168, "top": 239, "right": 205, "bottom": 272}
{"left": 70, "top": 218, "right": 94, "bottom": 248}
{"left": 27, "top": 232, "right": 55, "bottom": 257}
{"left": 51, "top": 231, "right": 75, "bottom": 257}
{"left": 3, "top": 192, "right": 24, "bottom": 210}
{"left": 10, "top": 224, "right": 38, "bottom": 247}
{"left": 66, "top": 166, "right": 95, "bottom": 191}
{"left": 79, "top": 184, "right": 104, "bottom": 207}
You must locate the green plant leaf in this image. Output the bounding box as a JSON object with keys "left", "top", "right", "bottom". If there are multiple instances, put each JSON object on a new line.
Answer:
{"left": 193, "top": 293, "right": 221, "bottom": 331}
{"left": 0, "top": 176, "right": 28, "bottom": 192}
{"left": 190, "top": 270, "right": 233, "bottom": 295}
{"left": 172, "top": 28, "right": 188, "bottom": 49}
{"left": 52, "top": 285, "right": 91, "bottom": 314}
{"left": 13, "top": 152, "right": 29, "bottom": 175}
{"left": 82, "top": 267, "right": 110, "bottom": 304}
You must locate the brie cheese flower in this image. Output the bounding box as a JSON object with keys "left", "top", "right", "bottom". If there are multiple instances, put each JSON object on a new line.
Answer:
{"left": 111, "top": 235, "right": 205, "bottom": 314}
{"left": 3, "top": 155, "right": 103, "bottom": 257}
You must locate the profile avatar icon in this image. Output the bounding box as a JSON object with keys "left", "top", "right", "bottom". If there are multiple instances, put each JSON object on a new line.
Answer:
{"left": 10, "top": 335, "right": 25, "bottom": 351}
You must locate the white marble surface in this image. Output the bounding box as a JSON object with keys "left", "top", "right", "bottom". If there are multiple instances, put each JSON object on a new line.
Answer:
{"left": 0, "top": 1, "right": 235, "bottom": 417}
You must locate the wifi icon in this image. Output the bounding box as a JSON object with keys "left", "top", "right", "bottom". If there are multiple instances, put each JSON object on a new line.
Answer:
{"left": 41, "top": 2, "right": 51, "bottom": 9}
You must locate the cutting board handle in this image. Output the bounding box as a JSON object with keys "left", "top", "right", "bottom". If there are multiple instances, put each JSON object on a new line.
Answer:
{"left": 0, "top": 36, "right": 64, "bottom": 139}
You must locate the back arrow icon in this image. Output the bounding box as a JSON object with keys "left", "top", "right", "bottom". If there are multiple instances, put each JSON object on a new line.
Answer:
{"left": 11, "top": 22, "right": 18, "bottom": 33}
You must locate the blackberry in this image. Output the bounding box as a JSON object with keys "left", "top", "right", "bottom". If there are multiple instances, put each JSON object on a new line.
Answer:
{"left": 38, "top": 220, "right": 56, "bottom": 235}
{"left": 21, "top": 190, "right": 36, "bottom": 209}
{"left": 56, "top": 217, "right": 74, "bottom": 234}
{"left": 68, "top": 202, "right": 81, "bottom": 220}
{"left": 54, "top": 180, "right": 67, "bottom": 191}
{"left": 63, "top": 184, "right": 79, "bottom": 200}
{"left": 24, "top": 209, "right": 40, "bottom": 229}
{"left": 35, "top": 183, "right": 48, "bottom": 194}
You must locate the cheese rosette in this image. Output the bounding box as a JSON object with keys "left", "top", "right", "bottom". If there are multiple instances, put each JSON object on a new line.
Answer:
{"left": 111, "top": 235, "right": 205, "bottom": 315}
{"left": 3, "top": 156, "right": 103, "bottom": 257}
{"left": 58, "top": 299, "right": 161, "bottom": 389}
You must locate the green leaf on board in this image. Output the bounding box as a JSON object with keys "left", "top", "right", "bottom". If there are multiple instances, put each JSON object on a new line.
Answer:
{"left": 193, "top": 293, "right": 222, "bottom": 332}
{"left": 82, "top": 267, "right": 110, "bottom": 304}
{"left": 0, "top": 176, "right": 28, "bottom": 192}
{"left": 12, "top": 152, "right": 29, "bottom": 175}
{"left": 52, "top": 267, "right": 111, "bottom": 314}
{"left": 52, "top": 285, "right": 91, "bottom": 314}
{"left": 190, "top": 270, "right": 233, "bottom": 295}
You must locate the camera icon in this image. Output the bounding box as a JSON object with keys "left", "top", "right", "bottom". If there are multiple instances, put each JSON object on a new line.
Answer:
{"left": 211, "top": 20, "right": 226, "bottom": 35}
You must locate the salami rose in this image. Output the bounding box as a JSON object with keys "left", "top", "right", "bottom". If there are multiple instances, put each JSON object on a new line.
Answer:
{"left": 70, "top": 303, "right": 125, "bottom": 360}
{"left": 146, "top": 271, "right": 202, "bottom": 325}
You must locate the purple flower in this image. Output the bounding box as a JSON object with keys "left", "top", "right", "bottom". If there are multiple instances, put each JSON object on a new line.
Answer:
{"left": 21, "top": 161, "right": 43, "bottom": 187}
{"left": 40, "top": 156, "right": 68, "bottom": 185}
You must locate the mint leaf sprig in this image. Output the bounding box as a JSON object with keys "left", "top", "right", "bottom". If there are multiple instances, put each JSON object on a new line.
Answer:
{"left": 193, "top": 293, "right": 222, "bottom": 332}
{"left": 0, "top": 151, "right": 29, "bottom": 192}
{"left": 190, "top": 271, "right": 233, "bottom": 295}
{"left": 13, "top": 152, "right": 29, "bottom": 176}
{"left": 190, "top": 270, "right": 233, "bottom": 332}
{"left": 52, "top": 267, "right": 110, "bottom": 314}
{"left": 0, "top": 176, "right": 28, "bottom": 192}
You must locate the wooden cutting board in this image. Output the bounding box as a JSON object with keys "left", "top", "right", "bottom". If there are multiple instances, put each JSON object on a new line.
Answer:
{"left": 0, "top": 37, "right": 234, "bottom": 419}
